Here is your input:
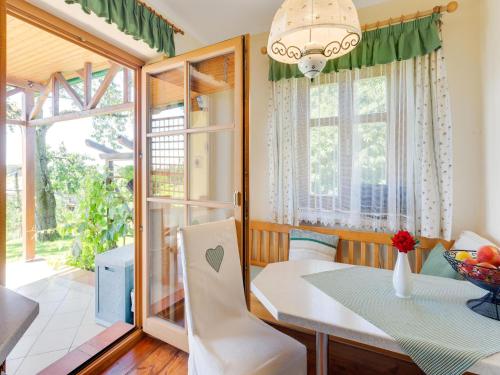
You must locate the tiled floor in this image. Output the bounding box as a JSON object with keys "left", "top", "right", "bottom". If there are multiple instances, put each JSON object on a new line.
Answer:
{"left": 5, "top": 263, "right": 106, "bottom": 375}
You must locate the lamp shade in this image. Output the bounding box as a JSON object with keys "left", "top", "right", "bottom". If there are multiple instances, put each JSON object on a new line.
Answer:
{"left": 267, "top": 0, "right": 362, "bottom": 65}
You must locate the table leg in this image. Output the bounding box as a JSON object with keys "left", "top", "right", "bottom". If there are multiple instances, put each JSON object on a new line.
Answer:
{"left": 316, "top": 332, "right": 328, "bottom": 375}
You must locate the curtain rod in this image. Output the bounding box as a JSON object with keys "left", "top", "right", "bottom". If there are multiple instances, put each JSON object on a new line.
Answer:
{"left": 260, "top": 1, "right": 458, "bottom": 55}
{"left": 136, "top": 0, "right": 184, "bottom": 34}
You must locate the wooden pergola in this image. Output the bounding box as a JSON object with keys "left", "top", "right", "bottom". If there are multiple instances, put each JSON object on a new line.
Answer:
{"left": 6, "top": 15, "right": 134, "bottom": 260}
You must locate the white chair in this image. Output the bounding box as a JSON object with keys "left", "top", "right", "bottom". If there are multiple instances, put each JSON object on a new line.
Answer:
{"left": 180, "top": 218, "right": 307, "bottom": 375}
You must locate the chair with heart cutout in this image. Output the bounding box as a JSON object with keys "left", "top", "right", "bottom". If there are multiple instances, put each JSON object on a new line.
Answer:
{"left": 180, "top": 218, "right": 307, "bottom": 375}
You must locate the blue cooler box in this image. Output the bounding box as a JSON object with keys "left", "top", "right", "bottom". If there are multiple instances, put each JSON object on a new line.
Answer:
{"left": 95, "top": 244, "right": 134, "bottom": 326}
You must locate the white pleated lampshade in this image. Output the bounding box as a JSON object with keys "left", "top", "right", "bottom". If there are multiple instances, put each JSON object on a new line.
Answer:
{"left": 267, "top": 0, "right": 362, "bottom": 64}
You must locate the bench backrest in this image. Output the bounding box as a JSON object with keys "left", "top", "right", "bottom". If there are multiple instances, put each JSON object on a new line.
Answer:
{"left": 249, "top": 220, "right": 454, "bottom": 273}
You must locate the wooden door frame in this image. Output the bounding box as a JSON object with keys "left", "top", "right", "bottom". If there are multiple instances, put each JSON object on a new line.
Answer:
{"left": 0, "top": 0, "right": 6, "bottom": 287}
{"left": 141, "top": 35, "right": 250, "bottom": 351}
{"left": 1, "top": 0, "right": 148, "bottom": 371}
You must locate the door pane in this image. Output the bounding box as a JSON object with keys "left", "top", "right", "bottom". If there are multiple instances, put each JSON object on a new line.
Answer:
{"left": 189, "top": 206, "right": 233, "bottom": 225}
{"left": 189, "top": 131, "right": 234, "bottom": 202}
{"left": 149, "top": 67, "right": 185, "bottom": 133}
{"left": 149, "top": 134, "right": 185, "bottom": 198}
{"left": 189, "top": 53, "right": 235, "bottom": 128}
{"left": 148, "top": 202, "right": 185, "bottom": 326}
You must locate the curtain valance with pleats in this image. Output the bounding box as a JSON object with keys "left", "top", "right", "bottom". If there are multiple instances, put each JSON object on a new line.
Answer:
{"left": 65, "top": 0, "right": 176, "bottom": 57}
{"left": 269, "top": 13, "right": 442, "bottom": 81}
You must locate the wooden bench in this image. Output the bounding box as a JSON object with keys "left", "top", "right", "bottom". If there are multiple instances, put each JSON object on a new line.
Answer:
{"left": 249, "top": 220, "right": 454, "bottom": 272}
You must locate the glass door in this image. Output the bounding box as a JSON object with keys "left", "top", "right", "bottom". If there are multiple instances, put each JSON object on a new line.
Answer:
{"left": 141, "top": 37, "right": 246, "bottom": 350}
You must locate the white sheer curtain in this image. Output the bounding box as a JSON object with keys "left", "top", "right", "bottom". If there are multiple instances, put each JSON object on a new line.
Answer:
{"left": 268, "top": 49, "right": 453, "bottom": 239}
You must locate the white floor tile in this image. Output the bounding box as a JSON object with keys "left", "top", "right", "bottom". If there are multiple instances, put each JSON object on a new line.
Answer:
{"left": 7, "top": 335, "right": 37, "bottom": 360}
{"left": 35, "top": 287, "right": 69, "bottom": 303}
{"left": 71, "top": 323, "right": 107, "bottom": 349}
{"left": 15, "top": 350, "right": 68, "bottom": 375}
{"left": 37, "top": 301, "right": 61, "bottom": 316}
{"left": 6, "top": 357, "right": 23, "bottom": 375}
{"left": 55, "top": 297, "right": 90, "bottom": 314}
{"left": 65, "top": 288, "right": 93, "bottom": 302}
{"left": 15, "top": 280, "right": 49, "bottom": 299}
{"left": 29, "top": 327, "right": 78, "bottom": 355}
{"left": 44, "top": 310, "right": 86, "bottom": 332}
{"left": 81, "top": 305, "right": 97, "bottom": 325}
{"left": 68, "top": 281, "right": 94, "bottom": 295}
{"left": 23, "top": 314, "right": 52, "bottom": 337}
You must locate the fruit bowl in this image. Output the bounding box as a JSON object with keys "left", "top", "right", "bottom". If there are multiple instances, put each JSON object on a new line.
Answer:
{"left": 444, "top": 250, "right": 500, "bottom": 320}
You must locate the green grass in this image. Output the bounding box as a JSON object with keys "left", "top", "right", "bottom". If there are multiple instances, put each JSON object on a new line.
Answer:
{"left": 6, "top": 237, "right": 73, "bottom": 263}
{"left": 7, "top": 235, "right": 135, "bottom": 267}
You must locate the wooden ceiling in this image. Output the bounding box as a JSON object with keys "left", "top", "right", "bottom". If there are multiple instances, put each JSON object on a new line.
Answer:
{"left": 7, "top": 15, "right": 111, "bottom": 85}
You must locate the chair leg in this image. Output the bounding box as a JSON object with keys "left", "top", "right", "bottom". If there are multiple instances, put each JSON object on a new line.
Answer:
{"left": 316, "top": 332, "right": 329, "bottom": 375}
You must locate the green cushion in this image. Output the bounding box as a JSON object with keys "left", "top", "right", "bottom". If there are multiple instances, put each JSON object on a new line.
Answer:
{"left": 420, "top": 243, "right": 462, "bottom": 280}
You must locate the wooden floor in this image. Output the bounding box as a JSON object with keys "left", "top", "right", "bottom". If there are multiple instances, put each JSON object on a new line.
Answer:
{"left": 101, "top": 335, "right": 188, "bottom": 375}
{"left": 101, "top": 326, "right": 428, "bottom": 375}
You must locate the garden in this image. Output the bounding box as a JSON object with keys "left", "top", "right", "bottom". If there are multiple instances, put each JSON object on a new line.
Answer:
{"left": 6, "top": 78, "right": 134, "bottom": 271}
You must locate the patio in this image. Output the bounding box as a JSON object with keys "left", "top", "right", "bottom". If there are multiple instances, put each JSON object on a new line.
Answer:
{"left": 5, "top": 261, "right": 105, "bottom": 375}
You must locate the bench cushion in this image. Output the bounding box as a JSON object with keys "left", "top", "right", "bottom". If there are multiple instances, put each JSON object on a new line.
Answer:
{"left": 289, "top": 229, "right": 339, "bottom": 261}
{"left": 420, "top": 243, "right": 462, "bottom": 280}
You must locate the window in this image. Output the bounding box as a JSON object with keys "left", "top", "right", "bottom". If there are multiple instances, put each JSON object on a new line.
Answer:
{"left": 269, "top": 50, "right": 453, "bottom": 238}
{"left": 306, "top": 74, "right": 390, "bottom": 217}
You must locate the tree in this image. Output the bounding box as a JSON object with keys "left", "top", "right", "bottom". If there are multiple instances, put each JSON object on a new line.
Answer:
{"left": 48, "top": 144, "right": 92, "bottom": 196}
{"left": 35, "top": 126, "right": 59, "bottom": 241}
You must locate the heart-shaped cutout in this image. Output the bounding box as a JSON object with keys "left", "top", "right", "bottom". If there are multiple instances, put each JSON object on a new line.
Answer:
{"left": 206, "top": 245, "right": 224, "bottom": 273}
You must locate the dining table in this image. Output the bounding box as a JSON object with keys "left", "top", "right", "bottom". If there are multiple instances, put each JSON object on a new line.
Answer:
{"left": 0, "top": 286, "right": 39, "bottom": 374}
{"left": 251, "top": 259, "right": 500, "bottom": 375}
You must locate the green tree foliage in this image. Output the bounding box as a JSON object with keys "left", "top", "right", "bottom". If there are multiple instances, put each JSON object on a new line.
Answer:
{"left": 68, "top": 169, "right": 133, "bottom": 270}
{"left": 48, "top": 144, "right": 92, "bottom": 196}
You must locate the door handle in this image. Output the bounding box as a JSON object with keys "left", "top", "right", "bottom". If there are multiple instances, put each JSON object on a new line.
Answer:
{"left": 233, "top": 191, "right": 241, "bottom": 207}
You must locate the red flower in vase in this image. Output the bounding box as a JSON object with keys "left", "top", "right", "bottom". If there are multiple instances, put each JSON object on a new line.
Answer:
{"left": 392, "top": 231, "right": 418, "bottom": 253}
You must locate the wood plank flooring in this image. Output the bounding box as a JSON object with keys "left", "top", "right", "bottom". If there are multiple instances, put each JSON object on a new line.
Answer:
{"left": 101, "top": 326, "right": 430, "bottom": 375}
{"left": 101, "top": 335, "right": 187, "bottom": 375}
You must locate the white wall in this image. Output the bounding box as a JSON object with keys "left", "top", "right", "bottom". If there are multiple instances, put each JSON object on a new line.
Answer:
{"left": 480, "top": 0, "right": 500, "bottom": 243}
{"left": 249, "top": 0, "right": 486, "bottom": 238}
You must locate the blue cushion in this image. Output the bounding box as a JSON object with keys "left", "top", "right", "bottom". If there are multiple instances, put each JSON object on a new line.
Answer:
{"left": 420, "top": 243, "right": 462, "bottom": 280}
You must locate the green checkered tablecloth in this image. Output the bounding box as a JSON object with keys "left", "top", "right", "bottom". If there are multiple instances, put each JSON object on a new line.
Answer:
{"left": 303, "top": 267, "right": 500, "bottom": 375}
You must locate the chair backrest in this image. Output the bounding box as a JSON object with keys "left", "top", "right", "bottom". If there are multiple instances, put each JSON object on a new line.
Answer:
{"left": 180, "top": 218, "right": 247, "bottom": 337}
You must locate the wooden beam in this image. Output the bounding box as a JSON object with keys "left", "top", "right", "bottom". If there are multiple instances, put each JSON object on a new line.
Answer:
{"left": 29, "top": 75, "right": 54, "bottom": 120}
{"left": 123, "top": 68, "right": 129, "bottom": 103}
{"left": 7, "top": 76, "right": 44, "bottom": 92}
{"left": 6, "top": 87, "right": 23, "bottom": 97}
{"left": 6, "top": 119, "right": 26, "bottom": 126}
{"left": 22, "top": 91, "right": 35, "bottom": 261}
{"left": 83, "top": 62, "right": 92, "bottom": 107}
{"left": 52, "top": 76, "right": 59, "bottom": 116}
{"left": 0, "top": 0, "right": 6, "bottom": 286}
{"left": 87, "top": 63, "right": 120, "bottom": 109}
{"left": 85, "top": 139, "right": 116, "bottom": 154}
{"left": 99, "top": 152, "right": 134, "bottom": 161}
{"left": 117, "top": 135, "right": 134, "bottom": 150}
{"left": 28, "top": 102, "right": 134, "bottom": 126}
{"left": 54, "top": 72, "right": 83, "bottom": 110}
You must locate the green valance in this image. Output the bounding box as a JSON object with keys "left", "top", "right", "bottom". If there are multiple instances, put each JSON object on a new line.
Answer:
{"left": 65, "top": 0, "right": 175, "bottom": 57}
{"left": 269, "top": 13, "right": 442, "bottom": 81}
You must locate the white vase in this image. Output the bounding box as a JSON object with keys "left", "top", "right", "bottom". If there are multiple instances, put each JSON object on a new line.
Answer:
{"left": 393, "top": 252, "right": 413, "bottom": 298}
